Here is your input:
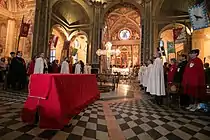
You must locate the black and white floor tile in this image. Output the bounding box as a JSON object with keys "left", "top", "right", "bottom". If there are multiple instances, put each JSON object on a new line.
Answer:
{"left": 110, "top": 100, "right": 210, "bottom": 140}
{"left": 0, "top": 92, "right": 109, "bottom": 140}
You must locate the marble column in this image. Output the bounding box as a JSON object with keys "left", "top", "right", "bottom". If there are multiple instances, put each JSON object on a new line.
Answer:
{"left": 5, "top": 19, "right": 16, "bottom": 56}
{"left": 32, "top": 0, "right": 51, "bottom": 57}
{"left": 91, "top": 2, "right": 103, "bottom": 69}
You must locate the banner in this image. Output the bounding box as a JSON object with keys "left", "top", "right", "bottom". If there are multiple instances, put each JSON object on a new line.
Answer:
{"left": 188, "top": 1, "right": 209, "bottom": 30}
{"left": 19, "top": 17, "right": 30, "bottom": 37}
{"left": 167, "top": 41, "right": 175, "bottom": 53}
{"left": 63, "top": 41, "right": 70, "bottom": 50}
{"left": 173, "top": 27, "right": 186, "bottom": 44}
{"left": 49, "top": 34, "right": 58, "bottom": 48}
{"left": 72, "top": 48, "right": 78, "bottom": 56}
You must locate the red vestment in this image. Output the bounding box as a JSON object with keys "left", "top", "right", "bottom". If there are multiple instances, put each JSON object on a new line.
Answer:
{"left": 69, "top": 64, "right": 72, "bottom": 73}
{"left": 52, "top": 63, "right": 60, "bottom": 73}
{"left": 182, "top": 57, "right": 206, "bottom": 99}
{"left": 27, "top": 60, "right": 35, "bottom": 75}
{"left": 168, "top": 64, "right": 177, "bottom": 83}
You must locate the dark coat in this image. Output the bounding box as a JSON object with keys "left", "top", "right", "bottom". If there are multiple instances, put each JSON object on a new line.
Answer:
{"left": 205, "top": 68, "right": 210, "bottom": 84}
{"left": 173, "top": 60, "right": 188, "bottom": 83}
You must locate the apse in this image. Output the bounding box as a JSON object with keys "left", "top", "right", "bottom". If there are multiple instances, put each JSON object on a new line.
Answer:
{"left": 102, "top": 3, "right": 141, "bottom": 70}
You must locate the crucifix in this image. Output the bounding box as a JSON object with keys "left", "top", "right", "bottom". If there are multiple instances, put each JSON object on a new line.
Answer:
{"left": 96, "top": 42, "right": 121, "bottom": 69}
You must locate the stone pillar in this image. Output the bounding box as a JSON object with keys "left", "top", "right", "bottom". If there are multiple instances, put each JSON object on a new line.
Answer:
{"left": 148, "top": 0, "right": 153, "bottom": 58}
{"left": 91, "top": 2, "right": 103, "bottom": 68}
{"left": 5, "top": 19, "right": 16, "bottom": 56}
{"left": 32, "top": 0, "right": 51, "bottom": 57}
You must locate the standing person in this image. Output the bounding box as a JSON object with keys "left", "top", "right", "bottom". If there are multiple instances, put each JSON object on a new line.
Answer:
{"left": 7, "top": 52, "right": 16, "bottom": 89}
{"left": 147, "top": 52, "right": 165, "bottom": 105}
{"left": 174, "top": 54, "right": 188, "bottom": 83}
{"left": 144, "top": 60, "right": 153, "bottom": 91}
{"left": 52, "top": 60, "right": 60, "bottom": 73}
{"left": 60, "top": 57, "right": 69, "bottom": 74}
{"left": 46, "top": 57, "right": 52, "bottom": 73}
{"left": 84, "top": 63, "right": 92, "bottom": 74}
{"left": 80, "top": 60, "right": 85, "bottom": 74}
{"left": 168, "top": 58, "right": 177, "bottom": 83}
{"left": 75, "top": 61, "right": 81, "bottom": 74}
{"left": 11, "top": 51, "right": 26, "bottom": 90}
{"left": 173, "top": 54, "right": 188, "bottom": 106}
{"left": 182, "top": 49, "right": 206, "bottom": 111}
{"left": 204, "top": 63, "right": 210, "bottom": 85}
{"left": 34, "top": 53, "right": 45, "bottom": 74}
{"left": 27, "top": 56, "right": 37, "bottom": 76}
{"left": 138, "top": 63, "right": 146, "bottom": 86}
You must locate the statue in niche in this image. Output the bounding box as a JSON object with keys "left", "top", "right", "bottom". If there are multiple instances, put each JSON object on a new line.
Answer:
{"left": 0, "top": 0, "right": 7, "bottom": 9}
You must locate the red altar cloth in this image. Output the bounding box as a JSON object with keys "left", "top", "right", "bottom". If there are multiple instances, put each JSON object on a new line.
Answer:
{"left": 21, "top": 74, "right": 99, "bottom": 129}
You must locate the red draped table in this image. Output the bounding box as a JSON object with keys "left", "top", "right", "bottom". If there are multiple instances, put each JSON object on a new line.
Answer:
{"left": 21, "top": 74, "right": 99, "bottom": 129}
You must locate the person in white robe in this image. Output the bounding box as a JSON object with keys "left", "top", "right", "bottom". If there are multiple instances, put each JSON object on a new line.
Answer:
{"left": 143, "top": 60, "right": 153, "bottom": 89}
{"left": 34, "top": 53, "right": 45, "bottom": 74}
{"left": 75, "top": 61, "right": 81, "bottom": 74}
{"left": 84, "top": 63, "right": 92, "bottom": 74}
{"left": 138, "top": 64, "right": 146, "bottom": 85}
{"left": 147, "top": 53, "right": 165, "bottom": 104}
{"left": 60, "top": 57, "right": 69, "bottom": 74}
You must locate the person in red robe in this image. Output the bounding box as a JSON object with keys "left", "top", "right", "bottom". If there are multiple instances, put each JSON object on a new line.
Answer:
{"left": 182, "top": 49, "right": 206, "bottom": 111}
{"left": 168, "top": 58, "right": 177, "bottom": 83}
{"left": 52, "top": 60, "right": 60, "bottom": 73}
{"left": 27, "top": 56, "right": 37, "bottom": 75}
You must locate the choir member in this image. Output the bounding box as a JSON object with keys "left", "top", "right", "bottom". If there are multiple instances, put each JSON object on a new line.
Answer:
{"left": 60, "top": 57, "right": 70, "bottom": 74}
{"left": 182, "top": 49, "right": 205, "bottom": 111}
{"left": 167, "top": 58, "right": 177, "bottom": 83}
{"left": 147, "top": 52, "right": 165, "bottom": 105}
{"left": 34, "top": 53, "right": 45, "bottom": 74}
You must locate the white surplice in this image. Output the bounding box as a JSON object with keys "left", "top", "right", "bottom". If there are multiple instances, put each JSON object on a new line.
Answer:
{"left": 60, "top": 61, "right": 69, "bottom": 74}
{"left": 75, "top": 63, "right": 81, "bottom": 74}
{"left": 143, "top": 64, "right": 153, "bottom": 88}
{"left": 138, "top": 66, "right": 146, "bottom": 84}
{"left": 84, "top": 65, "right": 91, "bottom": 74}
{"left": 147, "top": 58, "right": 165, "bottom": 96}
{"left": 34, "top": 57, "right": 44, "bottom": 74}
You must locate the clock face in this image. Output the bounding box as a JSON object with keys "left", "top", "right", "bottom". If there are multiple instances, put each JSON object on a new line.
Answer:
{"left": 119, "top": 29, "right": 130, "bottom": 40}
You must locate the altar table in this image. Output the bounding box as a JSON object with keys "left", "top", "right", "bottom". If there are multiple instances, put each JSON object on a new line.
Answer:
{"left": 21, "top": 74, "right": 99, "bottom": 129}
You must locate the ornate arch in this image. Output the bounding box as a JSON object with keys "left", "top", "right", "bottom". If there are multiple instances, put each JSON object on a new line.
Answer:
{"left": 159, "top": 23, "right": 185, "bottom": 37}
{"left": 101, "top": 1, "right": 143, "bottom": 25}
{"left": 52, "top": 24, "right": 68, "bottom": 40}
{"left": 68, "top": 30, "right": 88, "bottom": 41}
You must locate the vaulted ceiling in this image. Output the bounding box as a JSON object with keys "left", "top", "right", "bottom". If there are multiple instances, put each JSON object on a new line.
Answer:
{"left": 52, "top": 0, "right": 89, "bottom": 26}
{"left": 160, "top": 0, "right": 210, "bottom": 16}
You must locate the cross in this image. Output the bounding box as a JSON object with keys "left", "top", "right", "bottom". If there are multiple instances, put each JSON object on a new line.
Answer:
{"left": 96, "top": 42, "right": 121, "bottom": 69}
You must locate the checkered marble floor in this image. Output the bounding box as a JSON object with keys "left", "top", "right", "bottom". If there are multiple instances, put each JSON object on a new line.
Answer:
{"left": 0, "top": 92, "right": 109, "bottom": 140}
{"left": 110, "top": 100, "right": 210, "bottom": 140}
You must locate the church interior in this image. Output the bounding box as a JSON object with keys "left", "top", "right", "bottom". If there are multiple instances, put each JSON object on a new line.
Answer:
{"left": 0, "top": 0, "right": 210, "bottom": 140}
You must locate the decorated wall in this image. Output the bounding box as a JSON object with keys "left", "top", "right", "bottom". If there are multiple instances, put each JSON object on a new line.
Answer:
{"left": 0, "top": 0, "right": 35, "bottom": 62}
{"left": 103, "top": 5, "right": 141, "bottom": 68}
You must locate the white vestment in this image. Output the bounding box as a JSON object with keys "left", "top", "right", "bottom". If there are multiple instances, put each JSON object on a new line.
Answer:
{"left": 147, "top": 58, "right": 165, "bottom": 96}
{"left": 138, "top": 66, "right": 146, "bottom": 84}
{"left": 84, "top": 65, "right": 91, "bottom": 74}
{"left": 60, "top": 61, "right": 69, "bottom": 74}
{"left": 34, "top": 57, "right": 44, "bottom": 74}
{"left": 143, "top": 64, "right": 153, "bottom": 87}
{"left": 75, "top": 63, "right": 81, "bottom": 74}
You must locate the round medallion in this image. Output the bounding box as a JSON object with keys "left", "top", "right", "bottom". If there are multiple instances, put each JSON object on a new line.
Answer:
{"left": 119, "top": 29, "right": 130, "bottom": 40}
